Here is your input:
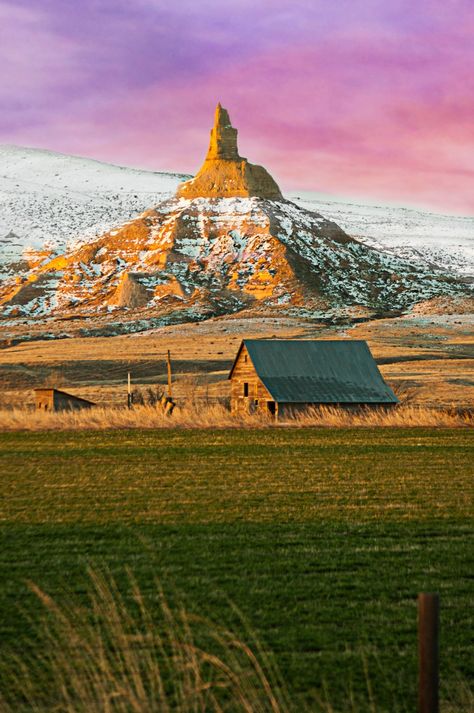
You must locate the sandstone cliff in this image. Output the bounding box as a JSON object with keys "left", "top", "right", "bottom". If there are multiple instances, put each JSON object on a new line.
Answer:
{"left": 177, "top": 104, "right": 283, "bottom": 200}
{"left": 0, "top": 195, "right": 465, "bottom": 323}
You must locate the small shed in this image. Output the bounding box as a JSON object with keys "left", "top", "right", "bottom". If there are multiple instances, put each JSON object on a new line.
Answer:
{"left": 34, "top": 388, "right": 96, "bottom": 412}
{"left": 229, "top": 339, "right": 398, "bottom": 417}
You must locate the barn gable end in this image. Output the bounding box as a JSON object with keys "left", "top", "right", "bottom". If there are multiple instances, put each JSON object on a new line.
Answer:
{"left": 229, "top": 344, "right": 276, "bottom": 415}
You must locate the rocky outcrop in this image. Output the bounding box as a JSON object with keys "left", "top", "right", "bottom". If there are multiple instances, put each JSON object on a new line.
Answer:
{"left": 177, "top": 104, "right": 283, "bottom": 200}
{"left": 0, "top": 103, "right": 470, "bottom": 329}
{"left": 109, "top": 273, "right": 152, "bottom": 308}
{"left": 205, "top": 104, "right": 240, "bottom": 160}
{"left": 0, "top": 195, "right": 467, "bottom": 323}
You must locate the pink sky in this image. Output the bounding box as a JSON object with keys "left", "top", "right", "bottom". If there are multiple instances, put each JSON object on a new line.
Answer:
{"left": 1, "top": 0, "right": 474, "bottom": 214}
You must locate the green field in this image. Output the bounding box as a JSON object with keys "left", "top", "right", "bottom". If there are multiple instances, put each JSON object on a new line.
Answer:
{"left": 0, "top": 429, "right": 473, "bottom": 710}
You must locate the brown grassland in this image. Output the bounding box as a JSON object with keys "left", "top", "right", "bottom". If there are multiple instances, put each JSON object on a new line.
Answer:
{"left": 0, "top": 312, "right": 473, "bottom": 418}
{"left": 0, "top": 402, "right": 472, "bottom": 431}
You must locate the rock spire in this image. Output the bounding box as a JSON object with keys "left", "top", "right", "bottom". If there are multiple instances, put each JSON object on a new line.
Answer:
{"left": 177, "top": 103, "right": 283, "bottom": 200}
{"left": 206, "top": 103, "right": 240, "bottom": 160}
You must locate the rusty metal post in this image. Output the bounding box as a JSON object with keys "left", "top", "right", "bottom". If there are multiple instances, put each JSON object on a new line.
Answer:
{"left": 418, "top": 592, "right": 440, "bottom": 713}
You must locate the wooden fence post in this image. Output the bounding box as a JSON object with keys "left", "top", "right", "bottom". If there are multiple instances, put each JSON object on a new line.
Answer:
{"left": 167, "top": 350, "right": 172, "bottom": 399}
{"left": 127, "top": 371, "right": 132, "bottom": 409}
{"left": 418, "top": 592, "right": 439, "bottom": 713}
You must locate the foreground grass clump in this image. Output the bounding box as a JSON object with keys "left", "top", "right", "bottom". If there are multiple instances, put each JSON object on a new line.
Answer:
{"left": 0, "top": 429, "right": 472, "bottom": 711}
{"left": 0, "top": 402, "right": 472, "bottom": 430}
{"left": 1, "top": 569, "right": 292, "bottom": 713}
{"left": 1, "top": 569, "right": 473, "bottom": 713}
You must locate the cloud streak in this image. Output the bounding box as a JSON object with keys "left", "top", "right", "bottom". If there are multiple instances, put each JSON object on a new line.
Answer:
{"left": 1, "top": 0, "right": 473, "bottom": 214}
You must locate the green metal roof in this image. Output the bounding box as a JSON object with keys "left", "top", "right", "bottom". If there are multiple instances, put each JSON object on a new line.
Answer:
{"left": 234, "top": 339, "right": 398, "bottom": 404}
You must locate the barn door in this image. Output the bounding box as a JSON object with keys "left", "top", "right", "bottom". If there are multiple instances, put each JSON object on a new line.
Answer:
{"left": 267, "top": 401, "right": 276, "bottom": 415}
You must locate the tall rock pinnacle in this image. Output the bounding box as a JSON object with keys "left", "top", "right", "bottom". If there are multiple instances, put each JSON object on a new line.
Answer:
{"left": 206, "top": 103, "right": 241, "bottom": 160}
{"left": 177, "top": 103, "right": 283, "bottom": 200}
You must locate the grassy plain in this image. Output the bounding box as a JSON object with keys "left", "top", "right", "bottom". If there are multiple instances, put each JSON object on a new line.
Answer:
{"left": 0, "top": 428, "right": 473, "bottom": 710}
{"left": 0, "top": 313, "right": 473, "bottom": 409}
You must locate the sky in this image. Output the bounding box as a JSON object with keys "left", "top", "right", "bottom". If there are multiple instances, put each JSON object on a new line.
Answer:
{"left": 1, "top": 0, "right": 474, "bottom": 215}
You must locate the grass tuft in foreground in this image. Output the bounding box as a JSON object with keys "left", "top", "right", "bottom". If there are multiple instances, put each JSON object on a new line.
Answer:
{"left": 0, "top": 568, "right": 292, "bottom": 713}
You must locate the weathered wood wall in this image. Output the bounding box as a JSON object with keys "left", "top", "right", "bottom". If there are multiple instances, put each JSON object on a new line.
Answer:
{"left": 35, "top": 389, "right": 54, "bottom": 411}
{"left": 230, "top": 345, "right": 276, "bottom": 415}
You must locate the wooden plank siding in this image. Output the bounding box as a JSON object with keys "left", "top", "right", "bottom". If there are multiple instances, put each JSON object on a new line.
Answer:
{"left": 230, "top": 345, "right": 277, "bottom": 416}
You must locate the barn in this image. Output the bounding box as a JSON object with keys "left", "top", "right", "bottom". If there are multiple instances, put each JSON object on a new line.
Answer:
{"left": 34, "top": 388, "right": 96, "bottom": 412}
{"left": 229, "top": 339, "right": 398, "bottom": 417}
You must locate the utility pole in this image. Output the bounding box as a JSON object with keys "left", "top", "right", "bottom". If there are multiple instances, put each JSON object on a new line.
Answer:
{"left": 167, "top": 350, "right": 172, "bottom": 399}
{"left": 127, "top": 371, "right": 132, "bottom": 409}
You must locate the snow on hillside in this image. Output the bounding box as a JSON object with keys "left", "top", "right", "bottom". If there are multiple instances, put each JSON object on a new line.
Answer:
{"left": 0, "top": 145, "right": 188, "bottom": 278}
{"left": 290, "top": 193, "right": 474, "bottom": 279}
{"left": 1, "top": 145, "right": 472, "bottom": 283}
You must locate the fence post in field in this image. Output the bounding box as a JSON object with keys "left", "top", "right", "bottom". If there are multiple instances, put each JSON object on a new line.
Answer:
{"left": 127, "top": 371, "right": 132, "bottom": 409}
{"left": 418, "top": 592, "right": 440, "bottom": 713}
{"left": 167, "top": 350, "right": 173, "bottom": 399}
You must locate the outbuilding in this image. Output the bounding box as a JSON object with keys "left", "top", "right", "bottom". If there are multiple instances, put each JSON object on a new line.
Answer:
{"left": 229, "top": 339, "right": 398, "bottom": 417}
{"left": 34, "top": 388, "right": 95, "bottom": 412}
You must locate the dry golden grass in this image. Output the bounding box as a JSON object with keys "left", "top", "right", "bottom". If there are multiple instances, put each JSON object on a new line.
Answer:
{"left": 290, "top": 404, "right": 473, "bottom": 428}
{"left": 1, "top": 313, "right": 473, "bottom": 411}
{"left": 0, "top": 402, "right": 472, "bottom": 431}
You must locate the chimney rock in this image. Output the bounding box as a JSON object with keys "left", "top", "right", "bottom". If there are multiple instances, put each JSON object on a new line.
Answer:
{"left": 177, "top": 104, "right": 283, "bottom": 200}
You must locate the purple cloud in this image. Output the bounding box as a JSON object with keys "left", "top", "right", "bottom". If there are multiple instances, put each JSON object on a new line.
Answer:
{"left": 1, "top": 0, "right": 474, "bottom": 213}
